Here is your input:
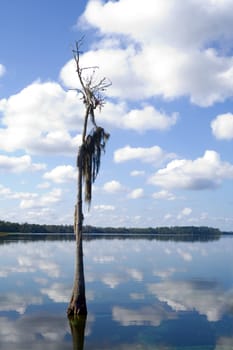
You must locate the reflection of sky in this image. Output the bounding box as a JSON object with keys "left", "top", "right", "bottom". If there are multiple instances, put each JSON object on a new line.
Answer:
{"left": 0, "top": 240, "right": 74, "bottom": 314}
{"left": 147, "top": 279, "right": 233, "bottom": 322}
{"left": 0, "top": 313, "right": 70, "bottom": 350}
{"left": 216, "top": 336, "right": 233, "bottom": 349}
{"left": 112, "top": 304, "right": 176, "bottom": 326}
{"left": 1, "top": 236, "right": 233, "bottom": 349}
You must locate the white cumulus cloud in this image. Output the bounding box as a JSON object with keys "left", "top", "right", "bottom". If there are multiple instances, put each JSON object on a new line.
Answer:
{"left": 94, "top": 204, "right": 115, "bottom": 211}
{"left": 152, "top": 190, "right": 175, "bottom": 201}
{"left": 130, "top": 170, "right": 145, "bottom": 177}
{"left": 211, "top": 113, "right": 233, "bottom": 140}
{"left": 75, "top": 0, "right": 233, "bottom": 106}
{"left": 128, "top": 188, "right": 144, "bottom": 199}
{"left": 181, "top": 207, "right": 192, "bottom": 216}
{"left": 20, "top": 188, "right": 62, "bottom": 209}
{"left": 149, "top": 150, "right": 233, "bottom": 190}
{"left": 0, "top": 154, "right": 45, "bottom": 173}
{"left": 43, "top": 165, "right": 76, "bottom": 183}
{"left": 114, "top": 145, "right": 175, "bottom": 164}
{"left": 177, "top": 207, "right": 192, "bottom": 220}
{"left": 102, "top": 102, "right": 178, "bottom": 132}
{"left": 60, "top": 61, "right": 179, "bottom": 132}
{"left": 103, "top": 180, "right": 124, "bottom": 193}
{"left": 119, "top": 106, "right": 178, "bottom": 132}
{"left": 0, "top": 184, "right": 38, "bottom": 202}
{"left": 0, "top": 81, "right": 82, "bottom": 155}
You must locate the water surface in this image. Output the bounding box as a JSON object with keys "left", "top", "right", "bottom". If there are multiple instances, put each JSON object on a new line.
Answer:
{"left": 0, "top": 234, "right": 233, "bottom": 349}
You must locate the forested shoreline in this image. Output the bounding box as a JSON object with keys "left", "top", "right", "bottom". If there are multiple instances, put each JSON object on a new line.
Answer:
{"left": 0, "top": 220, "right": 231, "bottom": 236}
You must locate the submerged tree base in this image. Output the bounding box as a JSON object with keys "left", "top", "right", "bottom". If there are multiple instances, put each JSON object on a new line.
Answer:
{"left": 67, "top": 294, "right": 87, "bottom": 316}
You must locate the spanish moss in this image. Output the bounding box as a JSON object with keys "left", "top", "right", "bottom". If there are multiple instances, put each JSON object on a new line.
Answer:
{"left": 82, "top": 127, "right": 110, "bottom": 207}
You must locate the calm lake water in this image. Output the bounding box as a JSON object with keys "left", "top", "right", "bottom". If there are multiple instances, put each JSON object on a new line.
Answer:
{"left": 0, "top": 234, "right": 233, "bottom": 350}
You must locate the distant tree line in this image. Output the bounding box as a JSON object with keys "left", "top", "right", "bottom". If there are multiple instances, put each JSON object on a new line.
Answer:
{"left": 0, "top": 220, "right": 226, "bottom": 236}
{"left": 84, "top": 225, "right": 222, "bottom": 236}
{"left": 0, "top": 220, "right": 73, "bottom": 234}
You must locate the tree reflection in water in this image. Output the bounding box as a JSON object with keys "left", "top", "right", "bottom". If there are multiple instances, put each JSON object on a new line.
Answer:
{"left": 68, "top": 315, "right": 87, "bottom": 350}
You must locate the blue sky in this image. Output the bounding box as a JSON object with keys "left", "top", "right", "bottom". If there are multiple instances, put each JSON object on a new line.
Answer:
{"left": 0, "top": 0, "right": 233, "bottom": 230}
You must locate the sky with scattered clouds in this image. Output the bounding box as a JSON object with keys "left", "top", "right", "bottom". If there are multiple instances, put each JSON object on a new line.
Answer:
{"left": 0, "top": 0, "right": 233, "bottom": 230}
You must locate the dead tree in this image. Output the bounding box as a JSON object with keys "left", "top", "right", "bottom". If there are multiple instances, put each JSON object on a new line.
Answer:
{"left": 67, "top": 39, "right": 111, "bottom": 317}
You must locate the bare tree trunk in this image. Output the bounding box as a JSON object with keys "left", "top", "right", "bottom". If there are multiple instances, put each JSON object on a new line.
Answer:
{"left": 67, "top": 39, "right": 110, "bottom": 317}
{"left": 67, "top": 146, "right": 87, "bottom": 316}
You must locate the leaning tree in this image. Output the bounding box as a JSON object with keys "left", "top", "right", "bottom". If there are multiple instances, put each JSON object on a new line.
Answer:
{"left": 67, "top": 39, "right": 111, "bottom": 317}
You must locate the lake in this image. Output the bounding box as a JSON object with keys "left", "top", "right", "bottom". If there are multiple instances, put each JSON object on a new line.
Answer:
{"left": 0, "top": 234, "right": 233, "bottom": 349}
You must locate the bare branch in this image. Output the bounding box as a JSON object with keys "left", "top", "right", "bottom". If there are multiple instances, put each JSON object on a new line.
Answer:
{"left": 81, "top": 66, "right": 99, "bottom": 71}
{"left": 72, "top": 39, "right": 112, "bottom": 140}
{"left": 91, "top": 77, "right": 112, "bottom": 92}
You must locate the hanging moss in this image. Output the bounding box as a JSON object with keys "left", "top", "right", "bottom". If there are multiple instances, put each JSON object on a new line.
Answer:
{"left": 82, "top": 127, "right": 110, "bottom": 207}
